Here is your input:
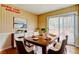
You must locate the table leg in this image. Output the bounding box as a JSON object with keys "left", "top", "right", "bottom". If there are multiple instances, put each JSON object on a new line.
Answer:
{"left": 42, "top": 46, "right": 46, "bottom": 54}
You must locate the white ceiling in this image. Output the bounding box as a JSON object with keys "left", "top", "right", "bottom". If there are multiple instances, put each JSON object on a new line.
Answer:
{"left": 14, "top": 4, "right": 74, "bottom": 15}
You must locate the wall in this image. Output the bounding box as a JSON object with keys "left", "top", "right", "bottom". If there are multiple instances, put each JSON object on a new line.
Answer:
{"left": 0, "top": 4, "right": 38, "bottom": 51}
{"left": 38, "top": 5, "right": 79, "bottom": 47}
{"left": 38, "top": 5, "right": 78, "bottom": 29}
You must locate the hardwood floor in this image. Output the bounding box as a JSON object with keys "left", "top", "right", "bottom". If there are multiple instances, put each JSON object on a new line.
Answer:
{"left": 66, "top": 45, "right": 79, "bottom": 54}
{"left": 0, "top": 45, "right": 79, "bottom": 54}
{"left": 0, "top": 48, "right": 17, "bottom": 54}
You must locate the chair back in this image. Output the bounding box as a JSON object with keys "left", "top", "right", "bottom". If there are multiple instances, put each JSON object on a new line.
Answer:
{"left": 15, "top": 40, "right": 28, "bottom": 54}
{"left": 65, "top": 35, "right": 68, "bottom": 45}
{"left": 48, "top": 39, "right": 66, "bottom": 54}
{"left": 58, "top": 39, "right": 66, "bottom": 53}
{"left": 57, "top": 37, "right": 60, "bottom": 42}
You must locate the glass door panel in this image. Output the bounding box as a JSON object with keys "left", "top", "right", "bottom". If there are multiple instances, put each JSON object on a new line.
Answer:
{"left": 59, "top": 17, "right": 64, "bottom": 40}
{"left": 63, "top": 15, "right": 75, "bottom": 45}
{"left": 48, "top": 17, "right": 59, "bottom": 36}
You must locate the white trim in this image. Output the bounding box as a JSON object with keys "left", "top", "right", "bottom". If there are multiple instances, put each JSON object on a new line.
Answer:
{"left": 75, "top": 44, "right": 79, "bottom": 47}
{"left": 74, "top": 13, "right": 79, "bottom": 47}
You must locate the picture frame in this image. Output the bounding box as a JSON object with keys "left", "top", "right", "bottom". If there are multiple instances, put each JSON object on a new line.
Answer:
{"left": 13, "top": 17, "right": 27, "bottom": 29}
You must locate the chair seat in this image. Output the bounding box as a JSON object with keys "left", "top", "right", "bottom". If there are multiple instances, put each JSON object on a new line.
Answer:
{"left": 48, "top": 40, "right": 66, "bottom": 54}
{"left": 49, "top": 42, "right": 61, "bottom": 51}
{"left": 50, "top": 47, "right": 60, "bottom": 51}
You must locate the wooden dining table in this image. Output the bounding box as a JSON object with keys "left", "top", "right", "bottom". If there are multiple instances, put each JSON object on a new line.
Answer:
{"left": 24, "top": 35, "right": 56, "bottom": 54}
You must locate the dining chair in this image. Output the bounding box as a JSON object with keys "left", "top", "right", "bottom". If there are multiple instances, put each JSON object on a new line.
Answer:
{"left": 65, "top": 35, "right": 68, "bottom": 45}
{"left": 64, "top": 35, "right": 68, "bottom": 53}
{"left": 15, "top": 39, "right": 34, "bottom": 54}
{"left": 47, "top": 39, "right": 66, "bottom": 54}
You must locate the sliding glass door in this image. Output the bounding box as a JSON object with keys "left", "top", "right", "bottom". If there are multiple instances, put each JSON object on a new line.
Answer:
{"left": 48, "top": 13, "right": 76, "bottom": 45}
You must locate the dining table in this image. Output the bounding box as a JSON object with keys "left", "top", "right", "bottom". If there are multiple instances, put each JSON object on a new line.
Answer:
{"left": 24, "top": 35, "right": 56, "bottom": 54}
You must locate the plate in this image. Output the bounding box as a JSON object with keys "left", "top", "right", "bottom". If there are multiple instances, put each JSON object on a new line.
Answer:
{"left": 32, "top": 38, "right": 38, "bottom": 41}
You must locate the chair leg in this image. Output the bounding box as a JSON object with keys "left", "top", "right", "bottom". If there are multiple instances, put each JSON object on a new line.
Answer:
{"left": 64, "top": 47, "right": 67, "bottom": 54}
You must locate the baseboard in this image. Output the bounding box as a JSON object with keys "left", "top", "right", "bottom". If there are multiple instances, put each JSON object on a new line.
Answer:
{"left": 67, "top": 44, "right": 79, "bottom": 48}
{"left": 0, "top": 46, "right": 12, "bottom": 52}
{"left": 75, "top": 45, "right": 79, "bottom": 47}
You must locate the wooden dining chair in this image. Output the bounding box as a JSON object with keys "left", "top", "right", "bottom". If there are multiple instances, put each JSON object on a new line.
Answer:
{"left": 15, "top": 39, "right": 34, "bottom": 54}
{"left": 65, "top": 35, "right": 68, "bottom": 45}
{"left": 64, "top": 35, "right": 68, "bottom": 53}
{"left": 47, "top": 39, "right": 66, "bottom": 54}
